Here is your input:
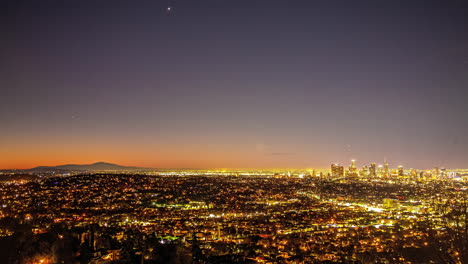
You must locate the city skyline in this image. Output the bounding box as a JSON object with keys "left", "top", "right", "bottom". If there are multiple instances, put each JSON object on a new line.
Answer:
{"left": 0, "top": 158, "right": 454, "bottom": 171}
{"left": 2, "top": 0, "right": 468, "bottom": 169}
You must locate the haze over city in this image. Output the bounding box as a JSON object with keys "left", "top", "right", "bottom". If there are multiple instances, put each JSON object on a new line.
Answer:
{"left": 2, "top": 0, "right": 468, "bottom": 169}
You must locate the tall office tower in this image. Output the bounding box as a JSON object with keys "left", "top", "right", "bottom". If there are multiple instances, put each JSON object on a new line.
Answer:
{"left": 434, "top": 167, "right": 440, "bottom": 178}
{"left": 369, "top": 163, "right": 376, "bottom": 176}
{"left": 398, "top": 166, "right": 404, "bottom": 176}
{"left": 348, "top": 160, "right": 357, "bottom": 176}
{"left": 331, "top": 164, "right": 344, "bottom": 177}
{"left": 361, "top": 166, "right": 369, "bottom": 177}
{"left": 377, "top": 165, "right": 384, "bottom": 177}
{"left": 369, "top": 163, "right": 376, "bottom": 177}
{"left": 339, "top": 165, "right": 345, "bottom": 177}
{"left": 384, "top": 161, "right": 390, "bottom": 177}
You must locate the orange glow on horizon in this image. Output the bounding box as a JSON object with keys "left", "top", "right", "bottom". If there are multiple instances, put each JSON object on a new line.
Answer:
{"left": 0, "top": 137, "right": 328, "bottom": 170}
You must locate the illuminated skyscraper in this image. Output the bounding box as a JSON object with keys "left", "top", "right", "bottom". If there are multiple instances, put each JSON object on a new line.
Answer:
{"left": 377, "top": 165, "right": 384, "bottom": 177}
{"left": 331, "top": 164, "right": 344, "bottom": 177}
{"left": 361, "top": 166, "right": 369, "bottom": 177}
{"left": 384, "top": 161, "right": 390, "bottom": 177}
{"left": 369, "top": 163, "right": 376, "bottom": 177}
{"left": 398, "top": 166, "right": 404, "bottom": 176}
{"left": 348, "top": 160, "right": 357, "bottom": 176}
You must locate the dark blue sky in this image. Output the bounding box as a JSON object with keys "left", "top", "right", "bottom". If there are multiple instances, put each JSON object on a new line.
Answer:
{"left": 2, "top": 0, "right": 468, "bottom": 169}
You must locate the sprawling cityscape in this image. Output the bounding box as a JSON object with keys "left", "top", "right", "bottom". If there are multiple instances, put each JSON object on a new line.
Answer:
{"left": 3, "top": 0, "right": 468, "bottom": 263}
{"left": 0, "top": 161, "right": 467, "bottom": 263}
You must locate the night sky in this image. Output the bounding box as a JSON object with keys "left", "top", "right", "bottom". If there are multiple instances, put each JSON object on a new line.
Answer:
{"left": 2, "top": 0, "right": 468, "bottom": 169}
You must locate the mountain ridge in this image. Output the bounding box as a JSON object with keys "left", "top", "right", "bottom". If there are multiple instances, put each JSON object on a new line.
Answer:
{"left": 27, "top": 162, "right": 147, "bottom": 171}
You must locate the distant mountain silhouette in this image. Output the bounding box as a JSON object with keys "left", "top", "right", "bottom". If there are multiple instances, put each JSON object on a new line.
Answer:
{"left": 28, "top": 162, "right": 146, "bottom": 172}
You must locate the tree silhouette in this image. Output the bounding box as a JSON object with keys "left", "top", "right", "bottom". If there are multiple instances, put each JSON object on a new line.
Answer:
{"left": 428, "top": 195, "right": 468, "bottom": 264}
